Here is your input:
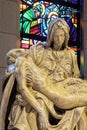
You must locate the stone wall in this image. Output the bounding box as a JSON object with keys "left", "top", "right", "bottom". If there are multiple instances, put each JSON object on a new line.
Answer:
{"left": 84, "top": 0, "right": 87, "bottom": 79}
{"left": 0, "top": 0, "right": 20, "bottom": 102}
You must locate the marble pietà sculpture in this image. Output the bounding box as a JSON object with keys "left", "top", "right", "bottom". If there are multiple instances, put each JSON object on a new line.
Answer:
{"left": 0, "top": 18, "right": 87, "bottom": 130}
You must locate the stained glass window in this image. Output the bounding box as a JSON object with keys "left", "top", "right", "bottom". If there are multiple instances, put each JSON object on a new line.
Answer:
{"left": 20, "top": 0, "right": 80, "bottom": 55}
{"left": 61, "top": 0, "right": 78, "bottom": 4}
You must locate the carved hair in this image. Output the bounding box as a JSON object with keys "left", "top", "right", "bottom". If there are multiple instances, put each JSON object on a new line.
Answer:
{"left": 6, "top": 48, "right": 26, "bottom": 64}
{"left": 46, "top": 18, "right": 70, "bottom": 48}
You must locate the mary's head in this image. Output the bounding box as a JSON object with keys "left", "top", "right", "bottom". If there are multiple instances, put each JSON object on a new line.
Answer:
{"left": 46, "top": 18, "right": 70, "bottom": 51}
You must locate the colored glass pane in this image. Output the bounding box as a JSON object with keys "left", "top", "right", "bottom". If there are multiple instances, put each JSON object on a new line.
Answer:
{"left": 20, "top": 0, "right": 80, "bottom": 54}
{"left": 62, "top": 0, "right": 78, "bottom": 4}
